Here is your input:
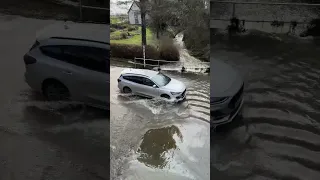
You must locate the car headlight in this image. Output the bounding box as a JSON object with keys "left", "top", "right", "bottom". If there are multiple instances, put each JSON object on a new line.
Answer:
{"left": 211, "top": 97, "right": 229, "bottom": 104}
{"left": 171, "top": 92, "right": 181, "bottom": 95}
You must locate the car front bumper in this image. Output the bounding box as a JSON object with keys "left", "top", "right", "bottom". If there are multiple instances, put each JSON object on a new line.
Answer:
{"left": 173, "top": 89, "right": 187, "bottom": 102}
{"left": 211, "top": 98, "right": 243, "bottom": 126}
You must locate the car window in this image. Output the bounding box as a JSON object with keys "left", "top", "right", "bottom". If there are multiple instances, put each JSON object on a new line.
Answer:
{"left": 151, "top": 73, "right": 171, "bottom": 87}
{"left": 40, "top": 46, "right": 64, "bottom": 60}
{"left": 123, "top": 75, "right": 143, "bottom": 84}
{"left": 62, "top": 46, "right": 109, "bottom": 73}
{"left": 40, "top": 45, "right": 109, "bottom": 73}
{"left": 142, "top": 77, "right": 155, "bottom": 87}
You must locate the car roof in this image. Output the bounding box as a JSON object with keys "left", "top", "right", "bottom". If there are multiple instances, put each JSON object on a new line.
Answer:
{"left": 36, "top": 22, "right": 109, "bottom": 44}
{"left": 121, "top": 68, "right": 159, "bottom": 78}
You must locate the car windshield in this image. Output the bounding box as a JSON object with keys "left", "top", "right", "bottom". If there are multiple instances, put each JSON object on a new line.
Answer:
{"left": 151, "top": 73, "right": 171, "bottom": 87}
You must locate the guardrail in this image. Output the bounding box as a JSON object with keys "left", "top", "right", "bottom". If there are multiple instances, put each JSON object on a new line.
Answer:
{"left": 130, "top": 57, "right": 210, "bottom": 72}
{"left": 79, "top": 0, "right": 110, "bottom": 21}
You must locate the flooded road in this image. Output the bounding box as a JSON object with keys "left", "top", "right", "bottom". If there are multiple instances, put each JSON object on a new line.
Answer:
{"left": 110, "top": 65, "right": 210, "bottom": 179}
{"left": 211, "top": 31, "right": 320, "bottom": 180}
{"left": 161, "top": 33, "right": 209, "bottom": 73}
{"left": 0, "top": 14, "right": 109, "bottom": 180}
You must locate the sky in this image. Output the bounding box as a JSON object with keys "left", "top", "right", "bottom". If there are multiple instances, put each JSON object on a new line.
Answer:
{"left": 110, "top": 0, "right": 132, "bottom": 15}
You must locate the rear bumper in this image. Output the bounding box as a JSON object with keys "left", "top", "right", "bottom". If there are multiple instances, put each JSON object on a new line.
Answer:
{"left": 211, "top": 99, "right": 243, "bottom": 126}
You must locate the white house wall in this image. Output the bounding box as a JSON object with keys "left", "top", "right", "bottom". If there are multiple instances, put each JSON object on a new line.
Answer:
{"left": 128, "top": 3, "right": 142, "bottom": 24}
{"left": 128, "top": 2, "right": 151, "bottom": 25}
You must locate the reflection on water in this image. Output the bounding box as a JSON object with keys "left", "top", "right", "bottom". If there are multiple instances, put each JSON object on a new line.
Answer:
{"left": 137, "top": 125, "right": 183, "bottom": 169}
{"left": 0, "top": 88, "right": 110, "bottom": 179}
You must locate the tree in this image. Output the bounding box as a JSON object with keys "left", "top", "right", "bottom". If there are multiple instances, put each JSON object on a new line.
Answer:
{"left": 147, "top": 0, "right": 174, "bottom": 39}
{"left": 148, "top": 0, "right": 209, "bottom": 60}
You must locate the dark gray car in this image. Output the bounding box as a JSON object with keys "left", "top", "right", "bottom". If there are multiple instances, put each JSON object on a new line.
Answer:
{"left": 211, "top": 59, "right": 244, "bottom": 126}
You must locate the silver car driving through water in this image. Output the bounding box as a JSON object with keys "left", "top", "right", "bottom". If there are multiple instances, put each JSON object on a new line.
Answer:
{"left": 117, "top": 69, "right": 187, "bottom": 102}
{"left": 211, "top": 59, "right": 244, "bottom": 126}
{"left": 24, "top": 22, "right": 110, "bottom": 109}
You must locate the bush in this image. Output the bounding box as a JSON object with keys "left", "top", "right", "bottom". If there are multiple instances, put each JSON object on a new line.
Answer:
{"left": 183, "top": 28, "right": 209, "bottom": 62}
{"left": 110, "top": 23, "right": 128, "bottom": 30}
{"left": 127, "top": 25, "right": 138, "bottom": 31}
{"left": 159, "top": 37, "right": 180, "bottom": 62}
{"left": 120, "top": 32, "right": 128, "bottom": 39}
{"left": 111, "top": 37, "right": 180, "bottom": 63}
{"left": 300, "top": 18, "right": 320, "bottom": 37}
{"left": 110, "top": 27, "right": 116, "bottom": 32}
{"left": 111, "top": 44, "right": 159, "bottom": 60}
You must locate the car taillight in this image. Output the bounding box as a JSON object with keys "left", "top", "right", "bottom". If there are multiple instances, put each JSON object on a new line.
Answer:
{"left": 23, "top": 54, "right": 37, "bottom": 65}
{"left": 118, "top": 75, "right": 122, "bottom": 82}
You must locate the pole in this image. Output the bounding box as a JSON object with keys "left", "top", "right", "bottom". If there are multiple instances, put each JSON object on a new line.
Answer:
{"left": 232, "top": 3, "right": 236, "bottom": 18}
{"left": 140, "top": 0, "right": 147, "bottom": 68}
{"left": 143, "top": 45, "right": 146, "bottom": 68}
{"left": 79, "top": 0, "right": 83, "bottom": 21}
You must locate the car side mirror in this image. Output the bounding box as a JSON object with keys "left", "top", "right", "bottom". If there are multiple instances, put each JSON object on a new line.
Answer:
{"left": 153, "top": 84, "right": 157, "bottom": 88}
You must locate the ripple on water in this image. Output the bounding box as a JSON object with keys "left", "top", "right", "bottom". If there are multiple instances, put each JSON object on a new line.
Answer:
{"left": 211, "top": 49, "right": 320, "bottom": 180}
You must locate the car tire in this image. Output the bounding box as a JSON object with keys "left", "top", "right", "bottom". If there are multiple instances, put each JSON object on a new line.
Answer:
{"left": 43, "top": 80, "right": 70, "bottom": 101}
{"left": 161, "top": 94, "right": 171, "bottom": 99}
{"left": 123, "top": 87, "right": 132, "bottom": 94}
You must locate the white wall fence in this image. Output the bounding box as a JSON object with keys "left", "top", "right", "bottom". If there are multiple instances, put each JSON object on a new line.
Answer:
{"left": 79, "top": 0, "right": 110, "bottom": 21}
{"left": 210, "top": 1, "right": 320, "bottom": 34}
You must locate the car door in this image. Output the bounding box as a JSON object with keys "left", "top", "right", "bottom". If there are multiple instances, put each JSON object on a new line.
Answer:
{"left": 125, "top": 76, "right": 146, "bottom": 96}
{"left": 38, "top": 45, "right": 82, "bottom": 98}
{"left": 61, "top": 45, "right": 109, "bottom": 109}
{"left": 141, "top": 77, "right": 159, "bottom": 98}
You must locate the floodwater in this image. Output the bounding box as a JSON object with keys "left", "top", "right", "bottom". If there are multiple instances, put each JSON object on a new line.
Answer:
{"left": 211, "top": 30, "right": 320, "bottom": 179}
{"left": 110, "top": 66, "right": 210, "bottom": 180}
{"left": 160, "top": 33, "right": 209, "bottom": 73}
{"left": 0, "top": 14, "right": 110, "bottom": 180}
{"left": 110, "top": 32, "right": 210, "bottom": 180}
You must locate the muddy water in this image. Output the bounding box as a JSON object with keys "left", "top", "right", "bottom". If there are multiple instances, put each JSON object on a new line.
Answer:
{"left": 211, "top": 34, "right": 320, "bottom": 179}
{"left": 110, "top": 65, "right": 210, "bottom": 180}
{"left": 160, "top": 33, "right": 209, "bottom": 73}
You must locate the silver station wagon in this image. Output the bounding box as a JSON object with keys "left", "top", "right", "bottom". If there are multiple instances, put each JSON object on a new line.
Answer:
{"left": 118, "top": 69, "right": 187, "bottom": 102}
{"left": 24, "top": 22, "right": 110, "bottom": 109}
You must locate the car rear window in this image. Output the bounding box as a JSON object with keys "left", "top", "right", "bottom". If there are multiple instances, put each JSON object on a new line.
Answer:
{"left": 123, "top": 75, "right": 143, "bottom": 84}
{"left": 40, "top": 45, "right": 109, "bottom": 74}
{"left": 40, "top": 46, "right": 63, "bottom": 60}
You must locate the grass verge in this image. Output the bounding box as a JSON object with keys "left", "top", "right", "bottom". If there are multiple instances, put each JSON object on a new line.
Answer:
{"left": 111, "top": 27, "right": 156, "bottom": 46}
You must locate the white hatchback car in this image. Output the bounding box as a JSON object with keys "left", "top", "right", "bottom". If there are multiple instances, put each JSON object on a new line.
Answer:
{"left": 24, "top": 22, "right": 110, "bottom": 109}
{"left": 118, "top": 69, "right": 187, "bottom": 102}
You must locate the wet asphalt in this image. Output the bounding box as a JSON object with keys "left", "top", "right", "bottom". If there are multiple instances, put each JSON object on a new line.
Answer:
{"left": 0, "top": 14, "right": 109, "bottom": 180}
{"left": 211, "top": 30, "right": 320, "bottom": 180}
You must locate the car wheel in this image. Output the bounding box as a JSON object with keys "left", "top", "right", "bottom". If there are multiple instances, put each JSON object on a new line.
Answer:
{"left": 123, "top": 87, "right": 132, "bottom": 94}
{"left": 161, "top": 94, "right": 171, "bottom": 99}
{"left": 43, "top": 80, "right": 70, "bottom": 101}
